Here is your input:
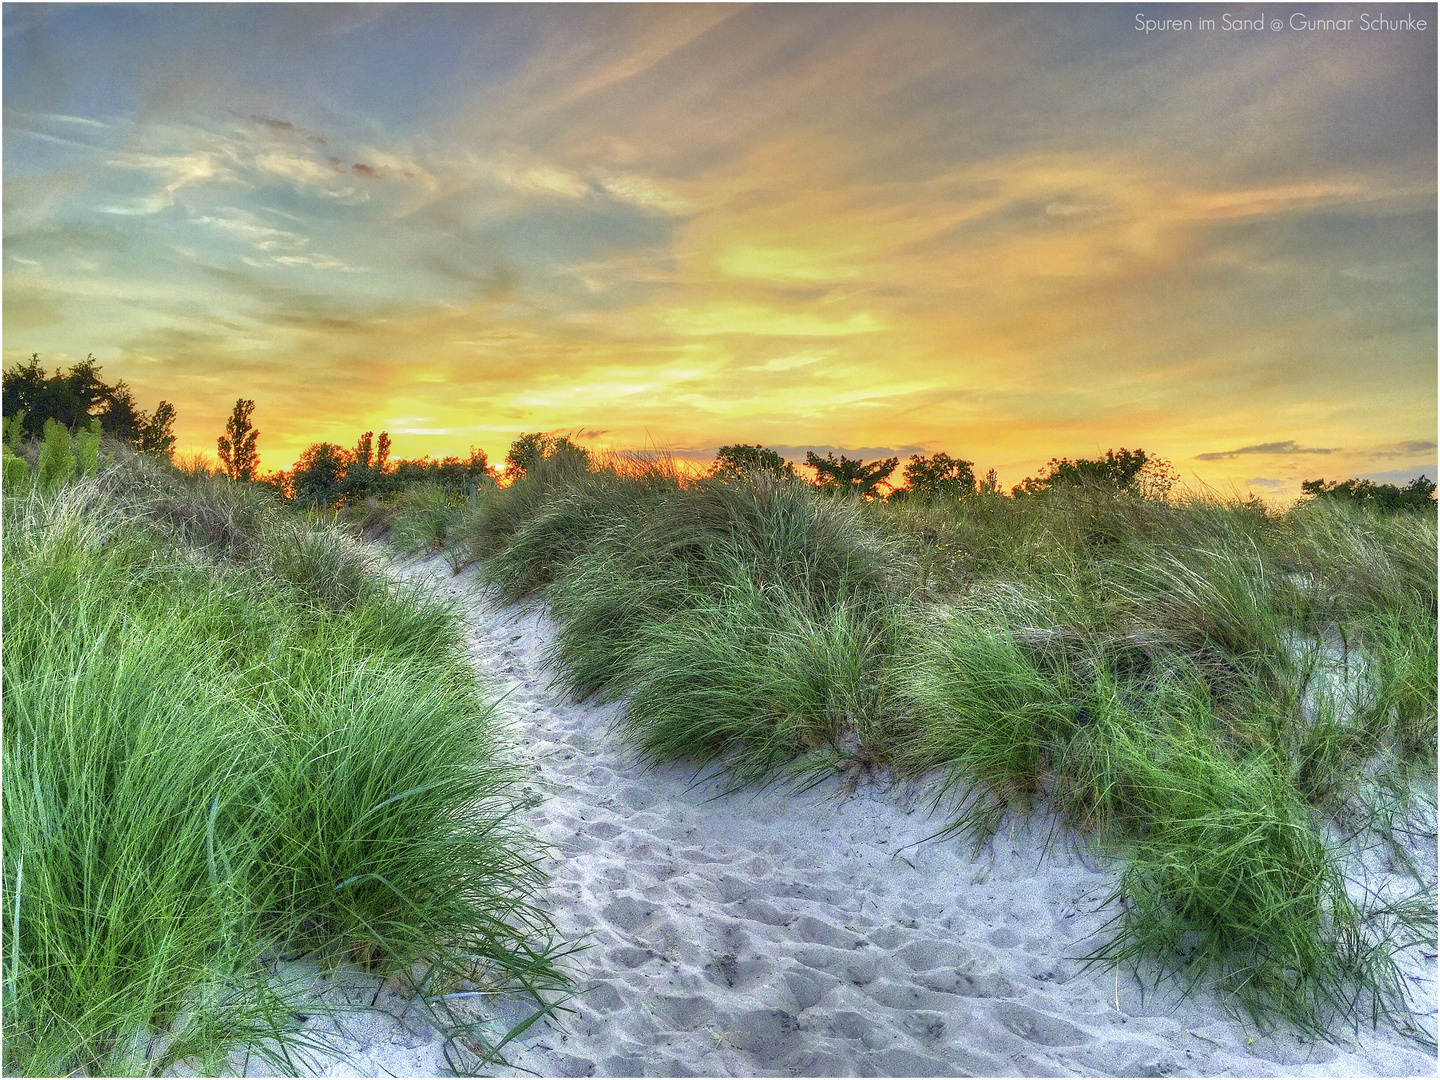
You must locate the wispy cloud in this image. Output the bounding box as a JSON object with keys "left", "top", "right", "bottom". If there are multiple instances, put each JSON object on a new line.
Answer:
{"left": 105, "top": 148, "right": 236, "bottom": 212}
{"left": 1374, "top": 440, "right": 1438, "bottom": 456}
{"left": 190, "top": 210, "right": 308, "bottom": 251}
{"left": 237, "top": 252, "right": 362, "bottom": 272}
{"left": 1196, "top": 441, "right": 1338, "bottom": 461}
{"left": 254, "top": 152, "right": 360, "bottom": 200}
{"left": 14, "top": 110, "right": 109, "bottom": 129}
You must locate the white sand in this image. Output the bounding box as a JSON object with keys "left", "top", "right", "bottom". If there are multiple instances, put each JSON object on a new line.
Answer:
{"left": 242, "top": 553, "right": 1437, "bottom": 1078}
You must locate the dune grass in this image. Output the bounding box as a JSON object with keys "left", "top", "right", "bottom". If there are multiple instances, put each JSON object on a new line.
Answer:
{"left": 2, "top": 458, "right": 571, "bottom": 1076}
{"left": 887, "top": 487, "right": 1435, "bottom": 1039}
{"left": 386, "top": 482, "right": 460, "bottom": 554}
{"left": 621, "top": 575, "right": 903, "bottom": 788}
{"left": 443, "top": 455, "right": 1435, "bottom": 1043}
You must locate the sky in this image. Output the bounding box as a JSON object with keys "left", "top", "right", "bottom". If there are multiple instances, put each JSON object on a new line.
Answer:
{"left": 4, "top": 2, "right": 1436, "bottom": 495}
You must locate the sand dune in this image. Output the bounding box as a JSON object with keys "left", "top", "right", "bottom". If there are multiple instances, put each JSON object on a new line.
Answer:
{"left": 247, "top": 552, "right": 1436, "bottom": 1078}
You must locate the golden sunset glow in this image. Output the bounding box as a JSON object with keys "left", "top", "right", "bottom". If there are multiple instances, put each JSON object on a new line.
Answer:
{"left": 4, "top": 4, "right": 1435, "bottom": 495}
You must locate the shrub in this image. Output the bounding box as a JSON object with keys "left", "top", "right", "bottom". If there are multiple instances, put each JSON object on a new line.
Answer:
{"left": 3, "top": 447, "right": 31, "bottom": 490}
{"left": 1013, "top": 447, "right": 1174, "bottom": 497}
{"left": 1302, "top": 475, "right": 1437, "bottom": 514}
{"left": 504, "top": 432, "right": 591, "bottom": 480}
{"left": 1081, "top": 707, "right": 1387, "bottom": 1038}
{"left": 897, "top": 452, "right": 977, "bottom": 502}
{"left": 804, "top": 450, "right": 898, "bottom": 499}
{"left": 711, "top": 443, "right": 796, "bottom": 480}
{"left": 389, "top": 484, "right": 461, "bottom": 554}
{"left": 456, "top": 443, "right": 601, "bottom": 577}
{"left": 292, "top": 441, "right": 350, "bottom": 509}
{"left": 893, "top": 594, "right": 1079, "bottom": 834}
{"left": 36, "top": 418, "right": 76, "bottom": 491}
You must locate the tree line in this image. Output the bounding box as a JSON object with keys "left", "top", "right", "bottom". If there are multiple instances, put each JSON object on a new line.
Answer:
{"left": 2, "top": 355, "right": 176, "bottom": 457}
{"left": 3, "top": 356, "right": 1432, "bottom": 512}
{"left": 714, "top": 443, "right": 1172, "bottom": 501}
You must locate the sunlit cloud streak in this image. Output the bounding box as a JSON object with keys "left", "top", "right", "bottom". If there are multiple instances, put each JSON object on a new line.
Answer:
{"left": 1196, "top": 441, "right": 1338, "bottom": 461}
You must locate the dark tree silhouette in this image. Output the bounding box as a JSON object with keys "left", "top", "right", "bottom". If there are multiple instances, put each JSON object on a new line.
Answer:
{"left": 504, "top": 433, "right": 590, "bottom": 479}
{"left": 712, "top": 444, "right": 795, "bottom": 480}
{"left": 505, "top": 433, "right": 547, "bottom": 477}
{"left": 1014, "top": 448, "right": 1152, "bottom": 496}
{"left": 137, "top": 401, "right": 178, "bottom": 458}
{"left": 340, "top": 430, "right": 410, "bottom": 501}
{"left": 899, "top": 452, "right": 977, "bottom": 502}
{"left": 5, "top": 354, "right": 109, "bottom": 435}
{"left": 1302, "top": 475, "right": 1436, "bottom": 513}
{"left": 292, "top": 442, "right": 350, "bottom": 508}
{"left": 805, "top": 451, "right": 899, "bottom": 499}
{"left": 97, "top": 381, "right": 144, "bottom": 442}
{"left": 341, "top": 431, "right": 381, "bottom": 502}
{"left": 216, "top": 399, "right": 260, "bottom": 481}
{"left": 3, "top": 353, "right": 180, "bottom": 453}
{"left": 354, "top": 430, "right": 376, "bottom": 470}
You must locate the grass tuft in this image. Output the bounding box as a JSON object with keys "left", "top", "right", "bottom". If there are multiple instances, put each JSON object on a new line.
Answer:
{"left": 3, "top": 459, "right": 571, "bottom": 1076}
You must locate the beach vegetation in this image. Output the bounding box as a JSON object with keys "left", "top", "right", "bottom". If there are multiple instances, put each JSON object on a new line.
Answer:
{"left": 893, "top": 451, "right": 978, "bottom": 503}
{"left": 1301, "top": 475, "right": 1437, "bottom": 514}
{"left": 711, "top": 443, "right": 797, "bottom": 480}
{"left": 504, "top": 432, "right": 591, "bottom": 480}
{"left": 2, "top": 451, "right": 571, "bottom": 1076}
{"left": 216, "top": 398, "right": 260, "bottom": 482}
{"left": 2, "top": 355, "right": 177, "bottom": 460}
{"left": 804, "top": 449, "right": 899, "bottom": 499}
{"left": 434, "top": 446, "right": 1435, "bottom": 1045}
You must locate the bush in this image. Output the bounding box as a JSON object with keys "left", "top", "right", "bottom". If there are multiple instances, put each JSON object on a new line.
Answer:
{"left": 456, "top": 444, "right": 603, "bottom": 582}
{"left": 36, "top": 418, "right": 76, "bottom": 491}
{"left": 3, "top": 447, "right": 31, "bottom": 489}
{"left": 897, "top": 451, "right": 977, "bottom": 502}
{"left": 711, "top": 443, "right": 796, "bottom": 480}
{"left": 1080, "top": 701, "right": 1386, "bottom": 1037}
{"left": 894, "top": 596, "right": 1079, "bottom": 834}
{"left": 536, "top": 469, "right": 904, "bottom": 707}
{"left": 1302, "top": 475, "right": 1437, "bottom": 514}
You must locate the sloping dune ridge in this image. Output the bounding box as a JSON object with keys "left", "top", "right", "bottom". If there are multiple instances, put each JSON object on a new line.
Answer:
{"left": 244, "top": 552, "right": 1436, "bottom": 1078}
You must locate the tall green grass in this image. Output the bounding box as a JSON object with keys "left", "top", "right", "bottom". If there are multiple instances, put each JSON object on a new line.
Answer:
{"left": 447, "top": 460, "right": 1434, "bottom": 1042}
{"left": 887, "top": 487, "right": 1436, "bottom": 1041}
{"left": 3, "top": 461, "right": 570, "bottom": 1076}
{"left": 622, "top": 575, "right": 902, "bottom": 788}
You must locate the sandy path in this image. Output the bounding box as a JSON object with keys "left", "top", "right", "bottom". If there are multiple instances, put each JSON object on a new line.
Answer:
{"left": 281, "top": 553, "right": 1435, "bottom": 1078}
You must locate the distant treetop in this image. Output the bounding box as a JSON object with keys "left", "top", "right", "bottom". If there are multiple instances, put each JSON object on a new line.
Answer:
{"left": 1301, "top": 475, "right": 1436, "bottom": 513}
{"left": 712, "top": 444, "right": 796, "bottom": 480}
{"left": 1013, "top": 448, "right": 1177, "bottom": 499}
{"left": 804, "top": 450, "right": 898, "bottom": 499}
{"left": 216, "top": 399, "right": 259, "bottom": 482}
{"left": 2, "top": 353, "right": 177, "bottom": 458}
{"left": 505, "top": 432, "right": 591, "bottom": 479}
{"left": 899, "top": 452, "right": 977, "bottom": 502}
